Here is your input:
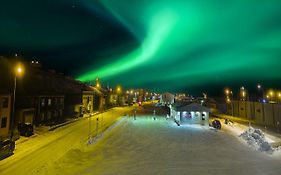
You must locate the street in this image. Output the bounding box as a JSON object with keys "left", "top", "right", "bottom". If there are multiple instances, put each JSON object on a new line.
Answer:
{"left": 0, "top": 107, "right": 132, "bottom": 175}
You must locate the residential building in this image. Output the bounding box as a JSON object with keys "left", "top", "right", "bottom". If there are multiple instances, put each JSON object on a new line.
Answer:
{"left": 65, "top": 87, "right": 102, "bottom": 117}
{"left": 160, "top": 92, "right": 175, "bottom": 105}
{"left": 16, "top": 95, "right": 64, "bottom": 126}
{"left": 0, "top": 94, "right": 12, "bottom": 141}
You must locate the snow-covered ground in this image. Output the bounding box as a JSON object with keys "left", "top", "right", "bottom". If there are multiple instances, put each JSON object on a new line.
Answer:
{"left": 2, "top": 112, "right": 281, "bottom": 175}
{"left": 0, "top": 107, "right": 132, "bottom": 175}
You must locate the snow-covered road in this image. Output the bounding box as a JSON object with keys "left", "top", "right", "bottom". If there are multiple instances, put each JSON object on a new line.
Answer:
{"left": 2, "top": 112, "right": 281, "bottom": 175}
{"left": 0, "top": 107, "right": 132, "bottom": 175}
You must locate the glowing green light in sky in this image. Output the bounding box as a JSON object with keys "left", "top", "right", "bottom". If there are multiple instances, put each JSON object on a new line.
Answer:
{"left": 78, "top": 8, "right": 178, "bottom": 81}
{"left": 77, "top": 0, "right": 281, "bottom": 91}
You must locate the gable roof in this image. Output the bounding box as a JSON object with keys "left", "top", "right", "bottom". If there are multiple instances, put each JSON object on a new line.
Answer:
{"left": 175, "top": 103, "right": 210, "bottom": 112}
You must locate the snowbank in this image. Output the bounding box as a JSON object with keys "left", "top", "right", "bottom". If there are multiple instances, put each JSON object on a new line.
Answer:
{"left": 240, "top": 127, "right": 274, "bottom": 154}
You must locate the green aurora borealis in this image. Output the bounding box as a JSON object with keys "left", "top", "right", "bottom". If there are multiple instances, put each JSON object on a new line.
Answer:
{"left": 77, "top": 0, "right": 281, "bottom": 92}
{"left": 1, "top": 0, "right": 281, "bottom": 94}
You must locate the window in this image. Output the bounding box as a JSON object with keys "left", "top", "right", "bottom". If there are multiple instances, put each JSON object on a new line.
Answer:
{"left": 47, "top": 112, "right": 52, "bottom": 120}
{"left": 59, "top": 109, "right": 63, "bottom": 117}
{"left": 2, "top": 97, "right": 9, "bottom": 108}
{"left": 1, "top": 117, "right": 7, "bottom": 128}
{"left": 41, "top": 113, "right": 45, "bottom": 122}
{"left": 41, "top": 98, "right": 45, "bottom": 106}
{"left": 60, "top": 98, "right": 64, "bottom": 105}
{"left": 48, "top": 98, "right": 52, "bottom": 106}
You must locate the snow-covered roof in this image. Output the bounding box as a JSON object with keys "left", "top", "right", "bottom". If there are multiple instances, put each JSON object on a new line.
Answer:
{"left": 175, "top": 103, "right": 210, "bottom": 112}
{"left": 161, "top": 92, "right": 174, "bottom": 97}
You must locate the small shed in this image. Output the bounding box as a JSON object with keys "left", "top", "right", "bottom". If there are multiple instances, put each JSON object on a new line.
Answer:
{"left": 171, "top": 103, "right": 210, "bottom": 125}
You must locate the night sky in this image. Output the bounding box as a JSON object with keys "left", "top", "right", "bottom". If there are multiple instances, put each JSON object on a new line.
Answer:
{"left": 1, "top": 0, "right": 281, "bottom": 95}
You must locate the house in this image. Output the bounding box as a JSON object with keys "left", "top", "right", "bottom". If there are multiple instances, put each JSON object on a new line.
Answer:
{"left": 171, "top": 103, "right": 210, "bottom": 125}
{"left": 160, "top": 92, "right": 175, "bottom": 105}
{"left": 16, "top": 94, "right": 64, "bottom": 126}
{"left": 0, "top": 93, "right": 12, "bottom": 141}
{"left": 65, "top": 87, "right": 102, "bottom": 117}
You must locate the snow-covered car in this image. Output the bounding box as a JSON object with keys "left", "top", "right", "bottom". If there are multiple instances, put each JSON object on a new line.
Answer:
{"left": 211, "top": 120, "right": 221, "bottom": 129}
{"left": 0, "top": 139, "right": 15, "bottom": 160}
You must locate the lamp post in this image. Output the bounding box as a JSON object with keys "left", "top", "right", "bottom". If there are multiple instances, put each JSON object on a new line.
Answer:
{"left": 240, "top": 86, "right": 248, "bottom": 101}
{"left": 116, "top": 86, "right": 122, "bottom": 106}
{"left": 225, "top": 88, "right": 234, "bottom": 116}
{"left": 11, "top": 64, "right": 24, "bottom": 140}
{"left": 257, "top": 84, "right": 264, "bottom": 102}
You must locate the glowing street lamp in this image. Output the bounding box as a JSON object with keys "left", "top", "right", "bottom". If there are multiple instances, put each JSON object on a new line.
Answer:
{"left": 256, "top": 84, "right": 265, "bottom": 102}
{"left": 96, "top": 83, "right": 100, "bottom": 88}
{"left": 225, "top": 89, "right": 230, "bottom": 95}
{"left": 117, "top": 86, "right": 121, "bottom": 93}
{"left": 269, "top": 90, "right": 274, "bottom": 97}
{"left": 11, "top": 63, "right": 24, "bottom": 140}
{"left": 116, "top": 86, "right": 122, "bottom": 106}
{"left": 226, "top": 98, "right": 231, "bottom": 103}
{"left": 224, "top": 88, "right": 234, "bottom": 116}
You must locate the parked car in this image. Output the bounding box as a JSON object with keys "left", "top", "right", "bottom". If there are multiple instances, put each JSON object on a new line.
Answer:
{"left": 212, "top": 119, "right": 221, "bottom": 129}
{"left": 0, "top": 139, "right": 15, "bottom": 160}
{"left": 18, "top": 123, "right": 34, "bottom": 137}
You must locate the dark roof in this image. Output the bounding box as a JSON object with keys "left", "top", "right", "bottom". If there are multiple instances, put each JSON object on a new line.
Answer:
{"left": 172, "top": 101, "right": 193, "bottom": 108}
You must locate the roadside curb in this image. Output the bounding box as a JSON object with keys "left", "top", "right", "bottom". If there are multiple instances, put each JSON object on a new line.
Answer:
{"left": 49, "top": 112, "right": 101, "bottom": 131}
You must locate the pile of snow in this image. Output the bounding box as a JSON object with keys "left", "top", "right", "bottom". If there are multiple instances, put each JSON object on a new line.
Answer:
{"left": 240, "top": 127, "right": 274, "bottom": 154}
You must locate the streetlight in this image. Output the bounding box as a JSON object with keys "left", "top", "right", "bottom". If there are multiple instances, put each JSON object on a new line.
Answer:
{"left": 257, "top": 84, "right": 264, "bottom": 102}
{"left": 96, "top": 83, "right": 100, "bottom": 89}
{"left": 117, "top": 86, "right": 121, "bottom": 93}
{"left": 224, "top": 88, "right": 234, "bottom": 116}
{"left": 116, "top": 86, "right": 122, "bottom": 106}
{"left": 225, "top": 89, "right": 230, "bottom": 95}
{"left": 268, "top": 90, "right": 275, "bottom": 103}
{"left": 11, "top": 63, "right": 24, "bottom": 140}
{"left": 240, "top": 86, "right": 247, "bottom": 101}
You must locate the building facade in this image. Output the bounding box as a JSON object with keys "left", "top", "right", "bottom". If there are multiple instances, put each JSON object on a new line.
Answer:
{"left": 16, "top": 95, "right": 64, "bottom": 126}
{"left": 171, "top": 103, "right": 210, "bottom": 125}
{"left": 160, "top": 92, "right": 175, "bottom": 105}
{"left": 65, "top": 89, "right": 102, "bottom": 117}
{"left": 0, "top": 94, "right": 11, "bottom": 141}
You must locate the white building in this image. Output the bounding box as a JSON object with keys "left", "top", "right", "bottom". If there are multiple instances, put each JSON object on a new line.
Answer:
{"left": 160, "top": 92, "right": 175, "bottom": 105}
{"left": 171, "top": 103, "right": 210, "bottom": 125}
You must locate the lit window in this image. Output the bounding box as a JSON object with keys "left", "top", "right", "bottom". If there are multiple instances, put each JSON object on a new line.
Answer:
{"left": 41, "top": 99, "right": 45, "bottom": 106}
{"left": 48, "top": 99, "right": 52, "bottom": 106}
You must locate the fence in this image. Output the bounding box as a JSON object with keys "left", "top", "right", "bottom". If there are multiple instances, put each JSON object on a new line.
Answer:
{"left": 222, "top": 101, "right": 281, "bottom": 129}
